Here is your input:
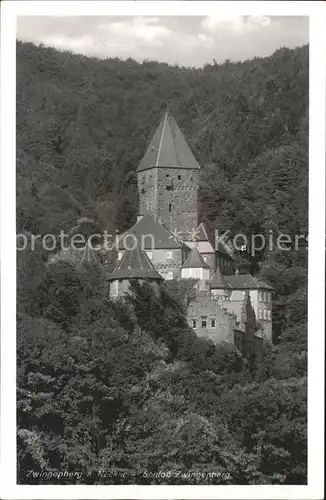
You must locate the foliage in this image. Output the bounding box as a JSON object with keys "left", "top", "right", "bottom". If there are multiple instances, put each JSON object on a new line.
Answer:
{"left": 16, "top": 41, "right": 308, "bottom": 484}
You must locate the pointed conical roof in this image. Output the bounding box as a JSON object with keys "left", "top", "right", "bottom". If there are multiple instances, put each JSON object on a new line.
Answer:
{"left": 118, "top": 213, "right": 182, "bottom": 250}
{"left": 195, "top": 221, "right": 234, "bottom": 258}
{"left": 137, "top": 111, "right": 200, "bottom": 172}
{"left": 108, "top": 244, "right": 163, "bottom": 281}
{"left": 182, "top": 247, "right": 210, "bottom": 269}
{"left": 210, "top": 266, "right": 227, "bottom": 289}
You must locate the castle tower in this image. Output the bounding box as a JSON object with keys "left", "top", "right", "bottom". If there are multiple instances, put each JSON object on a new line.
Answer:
{"left": 181, "top": 247, "right": 210, "bottom": 287}
{"left": 108, "top": 244, "right": 163, "bottom": 299}
{"left": 137, "top": 111, "right": 200, "bottom": 234}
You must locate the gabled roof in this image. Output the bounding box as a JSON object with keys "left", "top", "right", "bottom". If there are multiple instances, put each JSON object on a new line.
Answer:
{"left": 118, "top": 213, "right": 182, "bottom": 250}
{"left": 182, "top": 247, "right": 210, "bottom": 269}
{"left": 210, "top": 266, "right": 228, "bottom": 289}
{"left": 137, "top": 111, "right": 200, "bottom": 172}
{"left": 194, "top": 222, "right": 234, "bottom": 258}
{"left": 108, "top": 245, "right": 163, "bottom": 281}
{"left": 224, "top": 274, "right": 274, "bottom": 290}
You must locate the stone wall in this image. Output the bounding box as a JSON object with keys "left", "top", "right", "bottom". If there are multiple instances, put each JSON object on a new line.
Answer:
{"left": 138, "top": 167, "right": 199, "bottom": 234}
{"left": 187, "top": 294, "right": 234, "bottom": 344}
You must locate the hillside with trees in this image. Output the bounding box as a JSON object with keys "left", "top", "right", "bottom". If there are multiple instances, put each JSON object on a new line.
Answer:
{"left": 16, "top": 41, "right": 308, "bottom": 484}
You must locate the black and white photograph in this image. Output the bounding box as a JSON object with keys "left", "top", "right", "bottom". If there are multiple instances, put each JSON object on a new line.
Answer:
{"left": 0, "top": 1, "right": 325, "bottom": 499}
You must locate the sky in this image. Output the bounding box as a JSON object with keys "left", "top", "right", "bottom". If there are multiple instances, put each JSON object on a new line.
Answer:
{"left": 17, "top": 16, "right": 309, "bottom": 67}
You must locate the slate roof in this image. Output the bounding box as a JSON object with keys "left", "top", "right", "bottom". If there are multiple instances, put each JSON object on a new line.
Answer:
{"left": 194, "top": 222, "right": 234, "bottom": 258}
{"left": 224, "top": 274, "right": 274, "bottom": 290}
{"left": 118, "top": 213, "right": 182, "bottom": 250}
{"left": 210, "top": 268, "right": 273, "bottom": 291}
{"left": 137, "top": 111, "right": 200, "bottom": 172}
{"left": 182, "top": 247, "right": 210, "bottom": 269}
{"left": 210, "top": 266, "right": 228, "bottom": 289}
{"left": 108, "top": 245, "right": 163, "bottom": 281}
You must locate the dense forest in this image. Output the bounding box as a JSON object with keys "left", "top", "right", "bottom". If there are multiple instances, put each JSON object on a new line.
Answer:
{"left": 16, "top": 41, "right": 308, "bottom": 484}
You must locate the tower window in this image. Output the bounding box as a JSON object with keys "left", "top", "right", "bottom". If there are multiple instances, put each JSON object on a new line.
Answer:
{"left": 178, "top": 175, "right": 181, "bottom": 180}
{"left": 169, "top": 203, "right": 172, "bottom": 212}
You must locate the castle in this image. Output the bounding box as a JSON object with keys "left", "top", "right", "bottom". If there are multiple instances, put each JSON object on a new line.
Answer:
{"left": 106, "top": 111, "right": 273, "bottom": 356}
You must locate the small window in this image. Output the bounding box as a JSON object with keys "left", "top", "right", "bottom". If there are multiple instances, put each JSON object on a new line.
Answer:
{"left": 211, "top": 319, "right": 216, "bottom": 328}
{"left": 267, "top": 310, "right": 271, "bottom": 321}
{"left": 201, "top": 318, "right": 207, "bottom": 328}
{"left": 166, "top": 251, "right": 172, "bottom": 260}
{"left": 166, "top": 185, "right": 173, "bottom": 191}
{"left": 178, "top": 175, "right": 181, "bottom": 180}
{"left": 192, "top": 320, "right": 197, "bottom": 329}
{"left": 146, "top": 251, "right": 153, "bottom": 260}
{"left": 166, "top": 174, "right": 169, "bottom": 178}
{"left": 169, "top": 203, "right": 172, "bottom": 212}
